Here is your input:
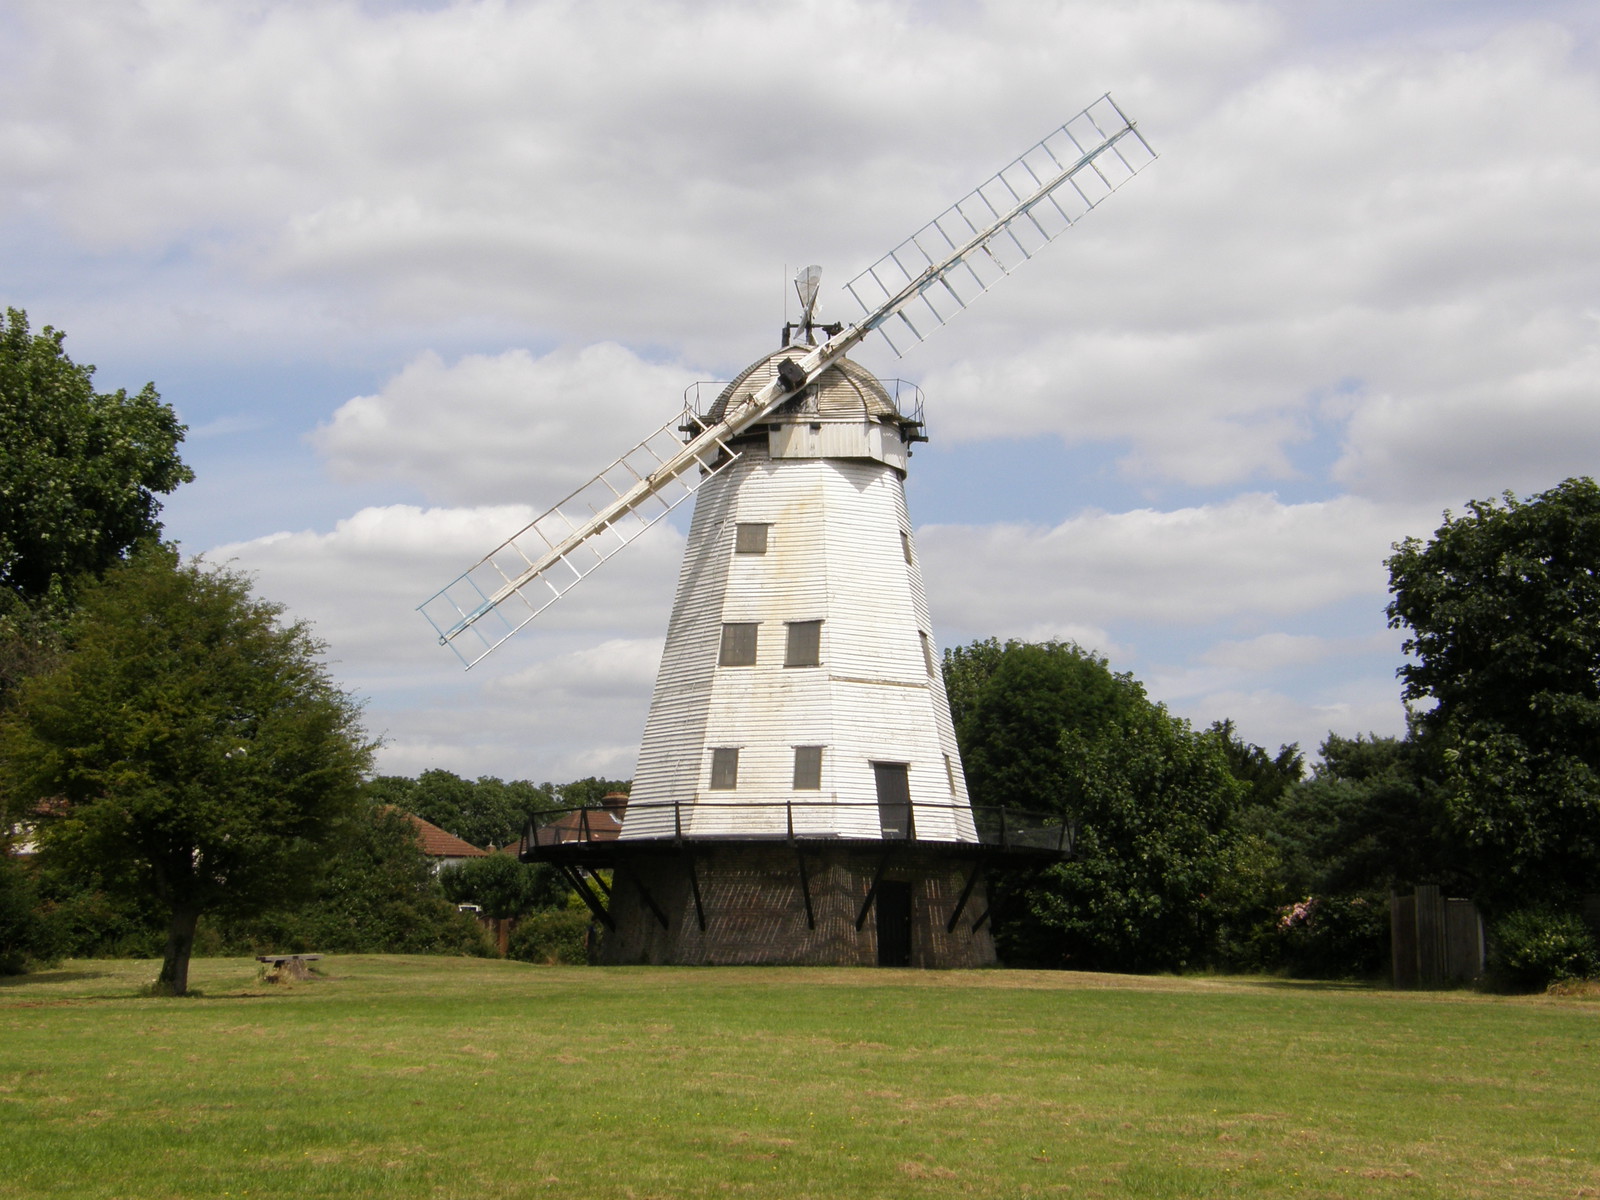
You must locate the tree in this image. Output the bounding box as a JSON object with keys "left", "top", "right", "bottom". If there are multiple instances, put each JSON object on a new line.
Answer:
{"left": 946, "top": 639, "right": 1256, "bottom": 971}
{"left": 1387, "top": 478, "right": 1600, "bottom": 909}
{"left": 0, "top": 854, "right": 56, "bottom": 974}
{"left": 0, "top": 549, "right": 372, "bottom": 994}
{"left": 439, "top": 853, "right": 548, "bottom": 955}
{"left": 0, "top": 309, "right": 192, "bottom": 606}
{"left": 1209, "top": 719, "right": 1303, "bottom": 811}
{"left": 1029, "top": 703, "right": 1253, "bottom": 971}
{"left": 552, "top": 777, "right": 631, "bottom": 810}
{"left": 206, "top": 801, "right": 490, "bottom": 958}
{"left": 373, "top": 769, "right": 559, "bottom": 849}
{"left": 1272, "top": 733, "right": 1456, "bottom": 899}
{"left": 950, "top": 639, "right": 1145, "bottom": 814}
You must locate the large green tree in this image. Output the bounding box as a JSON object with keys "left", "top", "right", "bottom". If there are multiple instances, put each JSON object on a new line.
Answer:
{"left": 207, "top": 801, "right": 490, "bottom": 958}
{"left": 946, "top": 639, "right": 1258, "bottom": 971}
{"left": 0, "top": 550, "right": 372, "bottom": 993}
{"left": 1387, "top": 478, "right": 1600, "bottom": 909}
{"left": 1271, "top": 732, "right": 1455, "bottom": 900}
{"left": 0, "top": 309, "right": 192, "bottom": 606}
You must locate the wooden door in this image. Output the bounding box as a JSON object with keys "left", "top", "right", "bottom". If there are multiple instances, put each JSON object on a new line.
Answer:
{"left": 876, "top": 880, "right": 912, "bottom": 967}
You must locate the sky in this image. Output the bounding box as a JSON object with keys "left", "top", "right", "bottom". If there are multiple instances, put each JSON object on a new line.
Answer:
{"left": 5, "top": 0, "right": 1600, "bottom": 784}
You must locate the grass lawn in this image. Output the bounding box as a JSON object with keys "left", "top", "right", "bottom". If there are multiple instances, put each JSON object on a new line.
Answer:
{"left": 2, "top": 957, "right": 1597, "bottom": 1199}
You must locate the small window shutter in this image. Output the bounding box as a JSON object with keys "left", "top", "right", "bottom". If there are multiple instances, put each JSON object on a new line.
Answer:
{"left": 735, "top": 523, "right": 769, "bottom": 554}
{"left": 918, "top": 630, "right": 935, "bottom": 676}
{"left": 900, "top": 530, "right": 914, "bottom": 565}
{"left": 710, "top": 748, "right": 739, "bottom": 790}
{"left": 793, "top": 746, "right": 823, "bottom": 790}
{"left": 719, "top": 623, "right": 758, "bottom": 666}
{"left": 785, "top": 620, "right": 822, "bottom": 667}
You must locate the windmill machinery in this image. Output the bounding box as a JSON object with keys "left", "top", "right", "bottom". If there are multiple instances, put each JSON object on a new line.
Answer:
{"left": 420, "top": 95, "right": 1155, "bottom": 966}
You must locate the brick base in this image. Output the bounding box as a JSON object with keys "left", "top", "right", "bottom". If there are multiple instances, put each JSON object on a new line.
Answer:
{"left": 598, "top": 842, "right": 996, "bottom": 967}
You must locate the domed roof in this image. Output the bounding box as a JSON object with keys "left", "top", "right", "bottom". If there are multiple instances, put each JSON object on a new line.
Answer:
{"left": 703, "top": 348, "right": 902, "bottom": 425}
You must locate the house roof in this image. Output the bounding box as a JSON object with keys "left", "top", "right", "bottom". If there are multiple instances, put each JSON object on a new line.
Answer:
{"left": 541, "top": 806, "right": 624, "bottom": 843}
{"left": 396, "top": 811, "right": 489, "bottom": 859}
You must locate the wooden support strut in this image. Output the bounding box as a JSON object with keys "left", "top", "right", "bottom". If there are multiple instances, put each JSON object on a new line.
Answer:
{"left": 558, "top": 863, "right": 615, "bottom": 932}
{"left": 946, "top": 858, "right": 985, "bottom": 934}
{"left": 796, "top": 848, "right": 816, "bottom": 930}
{"left": 855, "top": 846, "right": 897, "bottom": 931}
{"left": 971, "top": 876, "right": 1007, "bottom": 933}
{"left": 632, "top": 870, "right": 671, "bottom": 931}
{"left": 684, "top": 852, "right": 706, "bottom": 932}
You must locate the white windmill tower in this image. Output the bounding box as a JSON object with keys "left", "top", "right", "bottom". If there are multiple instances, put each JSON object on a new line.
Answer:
{"left": 420, "top": 96, "right": 1155, "bottom": 966}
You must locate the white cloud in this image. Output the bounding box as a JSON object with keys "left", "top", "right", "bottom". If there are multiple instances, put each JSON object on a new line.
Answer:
{"left": 1172, "top": 678, "right": 1408, "bottom": 760}
{"left": 920, "top": 493, "right": 1427, "bottom": 635}
{"left": 1199, "top": 632, "right": 1339, "bottom": 672}
{"left": 311, "top": 344, "right": 704, "bottom": 506}
{"left": 891, "top": 21, "right": 1600, "bottom": 501}
{"left": 206, "top": 503, "right": 682, "bottom": 779}
{"left": 210, "top": 502, "right": 681, "bottom": 683}
{"left": 10, "top": 0, "right": 1598, "bottom": 781}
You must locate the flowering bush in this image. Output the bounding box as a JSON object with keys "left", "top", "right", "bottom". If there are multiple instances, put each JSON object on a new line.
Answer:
{"left": 1279, "top": 898, "right": 1317, "bottom": 930}
{"left": 1276, "top": 893, "right": 1388, "bottom": 978}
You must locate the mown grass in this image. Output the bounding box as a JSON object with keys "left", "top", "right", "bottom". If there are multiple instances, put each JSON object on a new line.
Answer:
{"left": 2, "top": 957, "right": 1597, "bottom": 1198}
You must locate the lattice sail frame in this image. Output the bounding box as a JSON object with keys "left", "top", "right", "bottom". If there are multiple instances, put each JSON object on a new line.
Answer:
{"left": 421, "top": 94, "right": 1153, "bottom": 665}
{"left": 419, "top": 409, "right": 738, "bottom": 666}
{"left": 845, "top": 94, "right": 1155, "bottom": 356}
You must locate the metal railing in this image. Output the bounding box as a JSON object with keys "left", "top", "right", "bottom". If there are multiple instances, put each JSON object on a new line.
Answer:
{"left": 524, "top": 799, "right": 1074, "bottom": 856}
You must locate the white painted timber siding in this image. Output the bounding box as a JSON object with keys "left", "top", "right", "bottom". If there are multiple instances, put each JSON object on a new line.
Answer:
{"left": 626, "top": 352, "right": 974, "bottom": 843}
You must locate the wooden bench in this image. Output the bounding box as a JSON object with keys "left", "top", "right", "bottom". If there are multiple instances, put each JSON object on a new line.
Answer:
{"left": 256, "top": 953, "right": 322, "bottom": 980}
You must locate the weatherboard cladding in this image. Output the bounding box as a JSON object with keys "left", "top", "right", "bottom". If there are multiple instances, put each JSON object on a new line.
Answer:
{"left": 627, "top": 356, "right": 973, "bottom": 843}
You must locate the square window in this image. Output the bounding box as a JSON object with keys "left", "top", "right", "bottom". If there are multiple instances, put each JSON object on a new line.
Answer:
{"left": 710, "top": 747, "right": 739, "bottom": 790}
{"left": 785, "top": 620, "right": 822, "bottom": 668}
{"left": 735, "top": 523, "right": 769, "bottom": 554}
{"left": 719, "top": 622, "right": 758, "bottom": 666}
{"left": 793, "top": 746, "right": 823, "bottom": 790}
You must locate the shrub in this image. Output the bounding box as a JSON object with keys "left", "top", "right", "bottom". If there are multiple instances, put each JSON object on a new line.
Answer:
{"left": 1489, "top": 907, "right": 1600, "bottom": 992}
{"left": 1276, "top": 893, "right": 1389, "bottom": 979}
{"left": 0, "top": 856, "right": 58, "bottom": 974}
{"left": 507, "top": 909, "right": 590, "bottom": 965}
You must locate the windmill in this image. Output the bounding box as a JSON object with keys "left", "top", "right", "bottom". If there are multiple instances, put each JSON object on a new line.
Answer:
{"left": 421, "top": 95, "right": 1155, "bottom": 966}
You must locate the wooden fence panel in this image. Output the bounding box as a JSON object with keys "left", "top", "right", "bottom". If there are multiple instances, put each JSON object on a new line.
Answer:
{"left": 1391, "top": 887, "right": 1483, "bottom": 988}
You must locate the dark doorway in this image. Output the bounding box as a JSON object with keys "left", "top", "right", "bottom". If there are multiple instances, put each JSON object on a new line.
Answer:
{"left": 873, "top": 762, "right": 912, "bottom": 839}
{"left": 876, "top": 880, "right": 913, "bottom": 967}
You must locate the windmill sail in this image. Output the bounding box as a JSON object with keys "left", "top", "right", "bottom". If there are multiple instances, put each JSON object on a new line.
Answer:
{"left": 422, "top": 93, "right": 1153, "bottom": 665}
{"left": 844, "top": 94, "right": 1155, "bottom": 356}
{"left": 418, "top": 408, "right": 742, "bottom": 665}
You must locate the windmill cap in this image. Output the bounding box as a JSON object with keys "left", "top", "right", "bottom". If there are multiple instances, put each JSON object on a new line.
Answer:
{"left": 704, "top": 349, "right": 904, "bottom": 425}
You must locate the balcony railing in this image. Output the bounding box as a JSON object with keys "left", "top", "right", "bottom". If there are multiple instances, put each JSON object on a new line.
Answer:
{"left": 524, "top": 799, "right": 1073, "bottom": 856}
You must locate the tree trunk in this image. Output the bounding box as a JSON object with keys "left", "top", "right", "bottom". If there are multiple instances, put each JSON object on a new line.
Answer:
{"left": 497, "top": 917, "right": 510, "bottom": 957}
{"left": 158, "top": 905, "right": 201, "bottom": 996}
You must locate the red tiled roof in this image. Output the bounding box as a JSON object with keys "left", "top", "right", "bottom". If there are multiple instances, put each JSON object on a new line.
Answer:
{"left": 393, "top": 811, "right": 489, "bottom": 858}
{"left": 539, "top": 807, "right": 624, "bottom": 843}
